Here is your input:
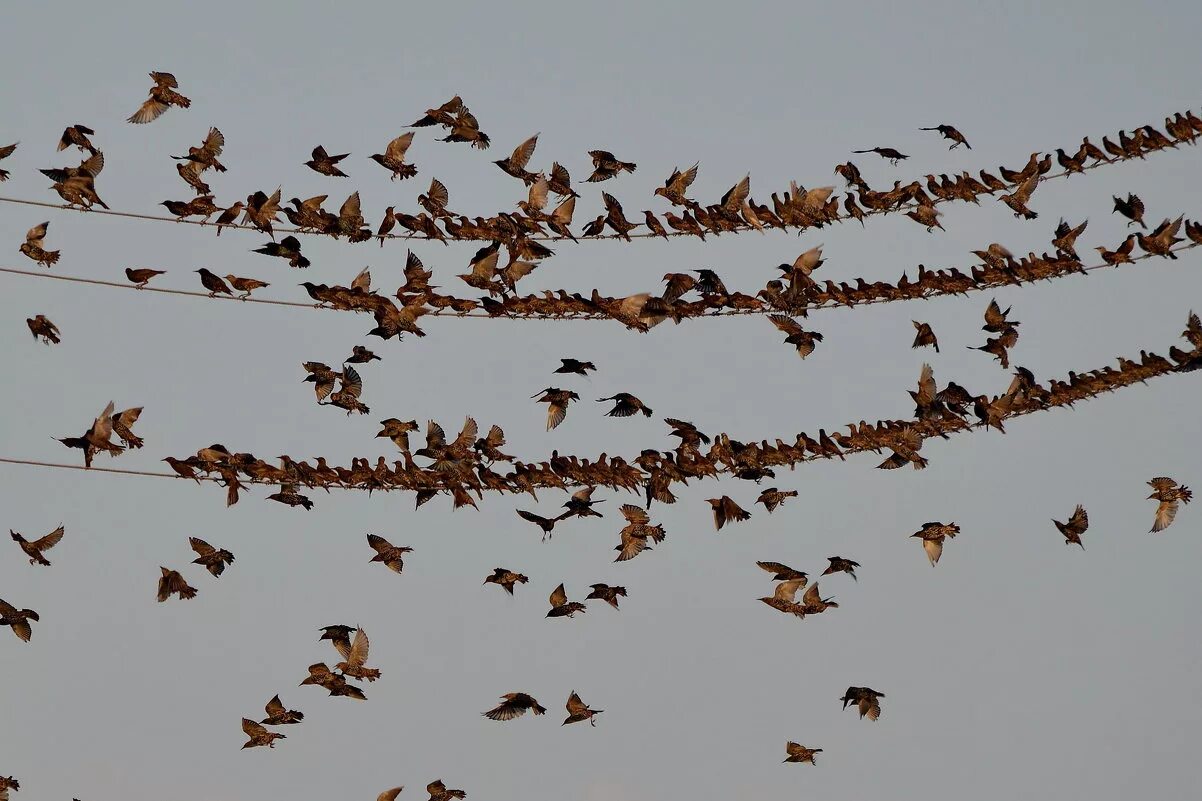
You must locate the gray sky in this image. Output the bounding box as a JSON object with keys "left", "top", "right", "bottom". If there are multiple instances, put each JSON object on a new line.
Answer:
{"left": 2, "top": 1, "right": 1202, "bottom": 799}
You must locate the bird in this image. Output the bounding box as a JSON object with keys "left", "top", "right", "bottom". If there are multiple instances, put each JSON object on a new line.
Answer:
{"left": 333, "top": 626, "right": 381, "bottom": 682}
{"left": 822, "top": 557, "right": 860, "bottom": 581}
{"left": 58, "top": 124, "right": 98, "bottom": 154}
{"left": 1052, "top": 219, "right": 1089, "bottom": 260}
{"left": 563, "top": 691, "right": 602, "bottom": 726}
{"left": 562, "top": 486, "right": 605, "bottom": 519}
{"left": 1113, "top": 193, "right": 1146, "bottom": 229}
{"left": 1147, "top": 477, "right": 1192, "bottom": 533}
{"left": 920, "top": 124, "right": 971, "bottom": 149}
{"left": 299, "top": 663, "right": 366, "bottom": 700}
{"left": 0, "top": 142, "right": 16, "bottom": 181}
{"left": 0, "top": 775, "right": 18, "bottom": 799}
{"left": 1095, "top": 234, "right": 1137, "bottom": 265}
{"left": 586, "top": 583, "right": 627, "bottom": 609}
{"left": 20, "top": 221, "right": 59, "bottom": 267}
{"left": 26, "top": 314, "right": 61, "bottom": 345}
{"left": 707, "top": 496, "right": 751, "bottom": 531}
{"left": 912, "top": 321, "right": 940, "bottom": 352}
{"left": 254, "top": 235, "right": 310, "bottom": 268}
{"left": 768, "top": 314, "right": 824, "bottom": 359}
{"left": 370, "top": 132, "right": 418, "bottom": 180}
{"left": 911, "top": 522, "right": 960, "bottom": 566}
{"left": 516, "top": 509, "right": 568, "bottom": 541}
{"left": 655, "top": 162, "right": 699, "bottom": 206}
{"left": 614, "top": 504, "right": 664, "bottom": 562}
{"left": 586, "top": 149, "right": 637, "bottom": 182}
{"left": 59, "top": 400, "right": 124, "bottom": 468}
{"left": 1000, "top": 174, "right": 1040, "bottom": 219}
{"left": 784, "top": 742, "right": 823, "bottom": 764}
{"left": 346, "top": 345, "right": 380, "bottom": 364}
{"left": 757, "top": 561, "right": 807, "bottom": 582}
{"left": 225, "top": 275, "right": 270, "bottom": 298}
{"left": 425, "top": 779, "right": 467, "bottom": 801}
{"left": 124, "top": 267, "right": 166, "bottom": 288}
{"left": 305, "top": 145, "right": 350, "bottom": 177}
{"left": 841, "top": 687, "right": 885, "bottom": 720}
{"left": 242, "top": 188, "right": 283, "bottom": 237}
{"left": 797, "top": 582, "right": 838, "bottom": 616}
{"left": 214, "top": 202, "right": 244, "bottom": 236}
{"left": 260, "top": 694, "right": 304, "bottom": 726}
{"left": 484, "top": 568, "right": 529, "bottom": 595}
{"left": 532, "top": 387, "right": 580, "bottom": 430}
{"left": 597, "top": 393, "right": 653, "bottom": 418}
{"left": 195, "top": 268, "right": 232, "bottom": 297}
{"left": 189, "top": 537, "right": 235, "bottom": 577}
{"left": 759, "top": 578, "right": 807, "bottom": 615}
{"left": 982, "top": 299, "right": 1020, "bottom": 333}
{"left": 494, "top": 133, "right": 540, "bottom": 184}
{"left": 484, "top": 692, "right": 546, "bottom": 721}
{"left": 554, "top": 358, "right": 596, "bottom": 377}
{"left": 547, "top": 583, "right": 587, "bottom": 618}
{"left": 241, "top": 718, "right": 285, "bottom": 749}
{"left": 367, "top": 534, "right": 412, "bottom": 573}
{"left": 755, "top": 488, "right": 798, "bottom": 513}
{"left": 0, "top": 599, "right": 39, "bottom": 642}
{"left": 323, "top": 366, "right": 369, "bottom": 415}
{"left": 906, "top": 204, "right": 944, "bottom": 232}
{"left": 377, "top": 418, "right": 419, "bottom": 453}
{"left": 1052, "top": 505, "right": 1088, "bottom": 549}
{"left": 438, "top": 106, "right": 491, "bottom": 149}
{"left": 10, "top": 525, "right": 64, "bottom": 566}
{"left": 852, "top": 147, "right": 908, "bottom": 164}
{"left": 172, "top": 127, "right": 225, "bottom": 172}
{"left": 303, "top": 362, "right": 341, "bottom": 402}
{"left": 127, "top": 71, "right": 191, "bottom": 124}
{"left": 157, "top": 567, "right": 198, "bottom": 601}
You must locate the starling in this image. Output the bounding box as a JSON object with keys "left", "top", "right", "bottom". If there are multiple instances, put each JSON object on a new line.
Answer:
{"left": 189, "top": 537, "right": 235, "bottom": 577}
{"left": 1000, "top": 174, "right": 1040, "bottom": 220}
{"left": 768, "top": 314, "right": 824, "bottom": 359}
{"left": 261, "top": 694, "right": 304, "bottom": 725}
{"left": 546, "top": 582, "right": 587, "bottom": 618}
{"left": 438, "top": 107, "right": 491, "bottom": 149}
{"left": 303, "top": 362, "right": 341, "bottom": 402}
{"left": 253, "top": 235, "right": 310, "bottom": 268}
{"left": 1113, "top": 193, "right": 1146, "bottom": 229}
{"left": 822, "top": 557, "right": 860, "bottom": 581}
{"left": 305, "top": 145, "right": 350, "bottom": 177}
{"left": 370, "top": 132, "right": 418, "bottom": 180}
{"left": 377, "top": 789, "right": 403, "bottom": 801}
{"left": 195, "top": 268, "right": 232, "bottom": 297}
{"left": 759, "top": 578, "right": 807, "bottom": 615}
{"left": 1095, "top": 234, "right": 1136, "bottom": 266}
{"left": 425, "top": 779, "right": 467, "bottom": 801}
{"left": 243, "top": 188, "right": 283, "bottom": 238}
{"left": 563, "top": 691, "right": 602, "bottom": 726}
{"left": 377, "top": 418, "right": 419, "bottom": 452}
{"left": 756, "top": 561, "right": 807, "bottom": 582}
{"left": 299, "top": 662, "right": 366, "bottom": 700}
{"left": 0, "top": 599, "right": 39, "bottom": 642}
{"left": 852, "top": 146, "right": 908, "bottom": 164}
{"left": 494, "top": 133, "right": 540, "bottom": 184}
{"left": 586, "top": 583, "right": 627, "bottom": 609}
{"left": 0, "top": 142, "right": 16, "bottom": 181}
{"left": 333, "top": 626, "right": 381, "bottom": 682}
{"left": 1147, "top": 477, "right": 1192, "bottom": 533}
{"left": 214, "top": 202, "right": 244, "bottom": 236}
{"left": 911, "top": 522, "right": 960, "bottom": 566}
{"left": 532, "top": 387, "right": 580, "bottom": 431}
{"left": 597, "top": 393, "right": 653, "bottom": 418}
{"left": 10, "top": 525, "right": 64, "bottom": 566}
{"left": 755, "top": 488, "right": 798, "bottom": 513}
{"left": 516, "top": 509, "right": 568, "bottom": 541}
{"left": 586, "top": 149, "right": 637, "bottom": 182}
{"left": 654, "top": 162, "right": 699, "bottom": 206}
{"left": 841, "top": 686, "right": 885, "bottom": 720}
{"left": 484, "top": 692, "right": 546, "bottom": 720}
{"left": 1052, "top": 505, "right": 1088, "bottom": 549}
{"left": 366, "top": 534, "right": 412, "bottom": 573}
{"left": 911, "top": 321, "right": 939, "bottom": 352}
{"left": 20, "top": 221, "right": 59, "bottom": 268}
{"left": 26, "top": 314, "right": 61, "bottom": 344}
{"left": 157, "top": 567, "right": 198, "bottom": 601}
{"left": 172, "top": 126, "right": 226, "bottom": 172}
{"left": 410, "top": 95, "right": 464, "bottom": 127}
{"left": 1052, "top": 219, "right": 1089, "bottom": 260}
{"left": 554, "top": 358, "right": 596, "bottom": 377}
{"left": 241, "top": 718, "right": 285, "bottom": 749}
{"left": 562, "top": 486, "right": 605, "bottom": 519}
{"left": 707, "top": 496, "right": 751, "bottom": 531}
{"left": 58, "top": 124, "right": 98, "bottom": 154}
{"left": 484, "top": 567, "right": 529, "bottom": 595}
{"left": 920, "top": 124, "right": 971, "bottom": 149}
{"left": 127, "top": 72, "right": 191, "bottom": 124}
{"left": 346, "top": 345, "right": 380, "bottom": 364}
{"left": 614, "top": 504, "right": 664, "bottom": 562}
{"left": 784, "top": 742, "right": 823, "bottom": 764}
{"left": 324, "top": 366, "right": 369, "bottom": 415}
{"left": 225, "top": 275, "right": 270, "bottom": 298}
{"left": 125, "top": 267, "right": 166, "bottom": 288}
{"left": 906, "top": 204, "right": 944, "bottom": 232}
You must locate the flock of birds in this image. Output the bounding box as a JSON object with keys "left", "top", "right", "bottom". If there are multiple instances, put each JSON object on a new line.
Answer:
{"left": 3, "top": 73, "right": 1201, "bottom": 799}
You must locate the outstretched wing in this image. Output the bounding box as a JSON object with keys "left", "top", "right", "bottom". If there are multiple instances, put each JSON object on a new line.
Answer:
{"left": 32, "top": 525, "right": 65, "bottom": 551}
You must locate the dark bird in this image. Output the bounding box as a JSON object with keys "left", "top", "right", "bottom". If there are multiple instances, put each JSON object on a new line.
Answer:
{"left": 841, "top": 687, "right": 885, "bottom": 720}
{"left": 707, "top": 496, "right": 751, "bottom": 531}
{"left": 0, "top": 142, "right": 16, "bottom": 181}
{"left": 555, "top": 358, "right": 596, "bottom": 377}
{"left": 822, "top": 557, "right": 860, "bottom": 581}
{"left": 562, "top": 486, "right": 605, "bottom": 519}
{"left": 546, "top": 582, "right": 587, "bottom": 618}
{"left": 367, "top": 534, "right": 412, "bottom": 573}
{"left": 597, "top": 393, "right": 653, "bottom": 418}
{"left": 214, "top": 202, "right": 244, "bottom": 236}
{"left": 484, "top": 692, "right": 546, "bottom": 721}
{"left": 1147, "top": 477, "right": 1192, "bottom": 533}
{"left": 1053, "top": 505, "right": 1088, "bottom": 549}
{"left": 756, "top": 561, "right": 807, "bottom": 582}
{"left": 982, "top": 299, "right": 1020, "bottom": 333}
{"left": 346, "top": 345, "right": 380, "bottom": 364}
{"left": 172, "top": 126, "right": 225, "bottom": 172}
{"left": 299, "top": 663, "right": 366, "bottom": 700}
{"left": 494, "top": 133, "right": 540, "bottom": 184}
{"left": 912, "top": 321, "right": 939, "bottom": 352}
{"left": 484, "top": 567, "right": 529, "bottom": 595}
{"left": 157, "top": 567, "right": 198, "bottom": 601}
{"left": 254, "top": 235, "right": 310, "bottom": 268}
{"left": 920, "top": 124, "right": 971, "bottom": 149}
{"left": 58, "top": 124, "right": 98, "bottom": 154}
{"left": 614, "top": 504, "right": 665, "bottom": 562}
{"left": 784, "top": 742, "right": 823, "bottom": 764}
{"left": 755, "top": 488, "right": 798, "bottom": 513}
{"left": 324, "top": 366, "right": 369, "bottom": 415}
{"left": 125, "top": 267, "right": 166, "bottom": 288}
{"left": 195, "top": 268, "right": 232, "bottom": 297}
{"left": 377, "top": 418, "right": 419, "bottom": 452}
{"left": 563, "top": 691, "right": 602, "bottom": 726}
{"left": 319, "top": 624, "right": 354, "bottom": 654}
{"left": 906, "top": 204, "right": 944, "bottom": 232}
{"left": 852, "top": 147, "right": 908, "bottom": 164}
{"left": 0, "top": 598, "right": 39, "bottom": 642}
{"left": 1113, "top": 193, "right": 1146, "bottom": 229}
{"left": 20, "top": 221, "right": 59, "bottom": 268}
{"left": 586, "top": 583, "right": 627, "bottom": 610}
{"left": 189, "top": 537, "right": 235, "bottom": 577}
{"left": 517, "top": 509, "right": 568, "bottom": 541}
{"left": 1000, "top": 174, "right": 1040, "bottom": 219}
{"left": 303, "top": 361, "right": 341, "bottom": 402}
{"left": 333, "top": 626, "right": 381, "bottom": 682}
{"left": 305, "top": 145, "right": 349, "bottom": 177}
{"left": 411, "top": 95, "right": 464, "bottom": 128}
{"left": 241, "top": 718, "right": 285, "bottom": 749}
{"left": 242, "top": 188, "right": 283, "bottom": 238}
{"left": 260, "top": 694, "right": 304, "bottom": 726}
{"left": 768, "top": 314, "right": 824, "bottom": 359}
{"left": 26, "top": 314, "right": 61, "bottom": 344}
{"left": 439, "top": 106, "right": 491, "bottom": 149}
{"left": 225, "top": 274, "right": 270, "bottom": 298}
{"left": 1052, "top": 219, "right": 1089, "bottom": 260}
{"left": 127, "top": 71, "right": 191, "bottom": 124}
{"left": 426, "top": 779, "right": 467, "bottom": 801}
{"left": 586, "top": 149, "right": 637, "bottom": 182}
{"left": 370, "top": 132, "right": 418, "bottom": 180}
{"left": 10, "top": 525, "right": 64, "bottom": 566}
{"left": 911, "top": 522, "right": 960, "bottom": 566}
{"left": 532, "top": 387, "right": 580, "bottom": 430}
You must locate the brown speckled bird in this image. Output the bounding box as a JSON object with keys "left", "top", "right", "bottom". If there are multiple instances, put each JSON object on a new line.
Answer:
{"left": 586, "top": 149, "right": 636, "bottom": 182}
{"left": 189, "top": 536, "right": 235, "bottom": 577}
{"left": 841, "top": 686, "right": 885, "bottom": 720}
{"left": 597, "top": 393, "right": 653, "bottom": 418}
{"left": 586, "top": 583, "right": 626, "bottom": 610}
{"left": 0, "top": 598, "right": 39, "bottom": 642}
{"left": 756, "top": 561, "right": 807, "bottom": 582}
{"left": 755, "top": 488, "right": 798, "bottom": 513}
{"left": 707, "top": 496, "right": 751, "bottom": 531}
{"left": 299, "top": 663, "right": 366, "bottom": 700}
{"left": 333, "top": 626, "right": 381, "bottom": 682}
{"left": 532, "top": 387, "right": 580, "bottom": 431}
{"left": 614, "top": 504, "right": 665, "bottom": 562}
{"left": 11, "top": 525, "right": 64, "bottom": 566}
{"left": 26, "top": 314, "right": 61, "bottom": 344}
{"left": 784, "top": 742, "right": 823, "bottom": 764}
{"left": 324, "top": 366, "right": 369, "bottom": 415}
{"left": 370, "top": 132, "right": 417, "bottom": 180}
{"left": 484, "top": 692, "right": 546, "bottom": 721}
{"left": 225, "top": 274, "right": 269, "bottom": 298}
{"left": 58, "top": 124, "right": 98, "bottom": 154}
{"left": 911, "top": 321, "right": 939, "bottom": 352}
{"left": 367, "top": 534, "right": 412, "bottom": 573}
{"left": 1000, "top": 174, "right": 1040, "bottom": 220}
{"left": 1147, "top": 477, "right": 1192, "bottom": 533}
{"left": 157, "top": 567, "right": 198, "bottom": 601}
{"left": 563, "top": 691, "right": 602, "bottom": 726}
{"left": 911, "top": 522, "right": 960, "bottom": 566}
{"left": 655, "top": 162, "right": 699, "bottom": 206}
{"left": 305, "top": 145, "right": 349, "bottom": 177}
{"left": 425, "top": 779, "right": 467, "bottom": 801}
{"left": 261, "top": 694, "right": 304, "bottom": 725}
{"left": 1052, "top": 505, "right": 1088, "bottom": 549}
{"left": 125, "top": 267, "right": 165, "bottom": 288}
{"left": 485, "top": 567, "right": 529, "bottom": 595}
{"left": 547, "top": 583, "right": 587, "bottom": 618}
{"left": 494, "top": 133, "right": 540, "bottom": 184}
{"left": 20, "top": 221, "right": 59, "bottom": 267}
{"left": 822, "top": 556, "right": 860, "bottom": 581}
{"left": 768, "top": 315, "right": 824, "bottom": 359}
{"left": 241, "top": 718, "right": 285, "bottom": 749}
{"left": 128, "top": 72, "right": 191, "bottom": 124}
{"left": 172, "top": 126, "right": 225, "bottom": 173}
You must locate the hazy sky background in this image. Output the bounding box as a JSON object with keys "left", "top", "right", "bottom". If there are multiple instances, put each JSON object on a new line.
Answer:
{"left": 2, "top": 1, "right": 1201, "bottom": 799}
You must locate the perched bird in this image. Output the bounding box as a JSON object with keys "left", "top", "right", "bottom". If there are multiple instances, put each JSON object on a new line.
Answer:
{"left": 911, "top": 522, "right": 960, "bottom": 566}
{"left": 517, "top": 509, "right": 568, "bottom": 541}
{"left": 768, "top": 314, "right": 824, "bottom": 359}
{"left": 1147, "top": 477, "right": 1192, "bottom": 533}
{"left": 841, "top": 687, "right": 885, "bottom": 720}
{"left": 225, "top": 274, "right": 270, "bottom": 298}
{"left": 546, "top": 582, "right": 587, "bottom": 618}
{"left": 822, "top": 557, "right": 860, "bottom": 581}
{"left": 157, "top": 567, "right": 198, "bottom": 601}
{"left": 10, "top": 525, "right": 64, "bottom": 566}
{"left": 214, "top": 202, "right": 244, "bottom": 236}
{"left": 906, "top": 204, "right": 944, "bottom": 232}
{"left": 755, "top": 488, "right": 798, "bottom": 513}
{"left": 189, "top": 537, "right": 235, "bottom": 577}
{"left": 172, "top": 126, "right": 226, "bottom": 172}
{"left": 58, "top": 124, "right": 98, "bottom": 154}
{"left": 0, "top": 598, "right": 39, "bottom": 642}
{"left": 920, "top": 124, "right": 971, "bottom": 149}
{"left": 1000, "top": 174, "right": 1040, "bottom": 219}
{"left": 1113, "top": 193, "right": 1146, "bottom": 229}
{"left": 127, "top": 71, "right": 191, "bottom": 124}
{"left": 563, "top": 691, "right": 602, "bottom": 726}
{"left": 586, "top": 583, "right": 627, "bottom": 610}
{"left": 242, "top": 188, "right": 283, "bottom": 237}
{"left": 370, "top": 132, "right": 418, "bottom": 180}
{"left": 195, "top": 268, "right": 232, "bottom": 297}
{"left": 333, "top": 626, "right": 381, "bottom": 682}
{"left": 1052, "top": 505, "right": 1088, "bottom": 549}
{"left": 555, "top": 358, "right": 596, "bottom": 377}
{"left": 26, "top": 314, "right": 61, "bottom": 344}
{"left": 20, "top": 221, "right": 59, "bottom": 267}
{"left": 707, "top": 496, "right": 751, "bottom": 531}
{"left": 305, "top": 145, "right": 349, "bottom": 177}
{"left": 597, "top": 393, "right": 653, "bottom": 418}
{"left": 1095, "top": 234, "right": 1137, "bottom": 266}
{"left": 586, "top": 149, "right": 637, "bottom": 182}
{"left": 484, "top": 567, "right": 529, "bottom": 595}
{"left": 757, "top": 561, "right": 807, "bottom": 582}
{"left": 425, "top": 779, "right": 467, "bottom": 801}
{"left": 494, "top": 133, "right": 540, "bottom": 184}
{"left": 125, "top": 267, "right": 166, "bottom": 288}
{"left": 0, "top": 142, "right": 16, "bottom": 181}
{"left": 241, "top": 718, "right": 285, "bottom": 749}
{"left": 367, "top": 534, "right": 412, "bottom": 573}
{"left": 484, "top": 692, "right": 546, "bottom": 721}
{"left": 299, "top": 663, "right": 367, "bottom": 700}
{"left": 912, "top": 321, "right": 939, "bottom": 352}
{"left": 784, "top": 742, "right": 823, "bottom": 764}
{"left": 852, "top": 146, "right": 908, "bottom": 164}
{"left": 260, "top": 694, "right": 304, "bottom": 726}
{"left": 532, "top": 387, "right": 580, "bottom": 431}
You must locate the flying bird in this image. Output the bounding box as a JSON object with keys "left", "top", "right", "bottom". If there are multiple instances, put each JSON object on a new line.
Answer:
{"left": 0, "top": 142, "right": 16, "bottom": 181}
{"left": 597, "top": 393, "right": 653, "bottom": 418}
{"left": 370, "top": 132, "right": 418, "bottom": 180}
{"left": 0, "top": 599, "right": 39, "bottom": 642}
{"left": 425, "top": 779, "right": 467, "bottom": 801}
{"left": 920, "top": 124, "right": 971, "bottom": 149}
{"left": 241, "top": 718, "right": 285, "bottom": 749}
{"left": 305, "top": 145, "right": 350, "bottom": 177}
{"left": 756, "top": 561, "right": 807, "bottom": 582}
{"left": 1052, "top": 505, "right": 1088, "bottom": 549}
{"left": 614, "top": 504, "right": 664, "bottom": 562}
{"left": 563, "top": 691, "right": 602, "bottom": 726}
{"left": 841, "top": 687, "right": 885, "bottom": 720}
{"left": 366, "top": 534, "right": 412, "bottom": 573}
{"left": 767, "top": 314, "right": 824, "bottom": 359}
{"left": 655, "top": 162, "right": 699, "bottom": 206}
{"left": 822, "top": 557, "right": 860, "bottom": 581}
{"left": 20, "top": 221, "right": 59, "bottom": 268}
{"left": 911, "top": 321, "right": 939, "bottom": 352}
{"left": 707, "top": 496, "right": 751, "bottom": 531}
{"left": 546, "top": 583, "right": 587, "bottom": 618}
{"left": 494, "top": 133, "right": 540, "bottom": 184}
{"left": 586, "top": 583, "right": 627, "bottom": 610}
{"left": 1000, "top": 174, "right": 1040, "bottom": 219}
{"left": 261, "top": 694, "right": 304, "bottom": 725}
{"left": 1147, "top": 477, "right": 1192, "bottom": 533}
{"left": 323, "top": 366, "right": 369, "bottom": 415}
{"left": 554, "top": 358, "right": 596, "bottom": 377}
{"left": 157, "top": 567, "right": 198, "bottom": 601}
{"left": 58, "top": 124, "right": 98, "bottom": 154}
{"left": 484, "top": 568, "right": 529, "bottom": 595}
{"left": 333, "top": 626, "right": 381, "bottom": 682}
{"left": 784, "top": 742, "right": 823, "bottom": 764}
{"left": 532, "top": 387, "right": 580, "bottom": 431}
{"left": 172, "top": 127, "right": 225, "bottom": 172}
{"left": 911, "top": 522, "right": 960, "bottom": 566}
{"left": 484, "top": 692, "right": 546, "bottom": 721}
{"left": 586, "top": 149, "right": 637, "bottom": 182}
{"left": 1113, "top": 193, "right": 1146, "bottom": 229}
{"left": 26, "top": 314, "right": 61, "bottom": 344}
{"left": 755, "top": 488, "right": 798, "bottom": 513}
{"left": 299, "top": 663, "right": 366, "bottom": 700}
{"left": 852, "top": 147, "right": 908, "bottom": 164}
{"left": 128, "top": 71, "right": 191, "bottom": 124}
{"left": 189, "top": 537, "right": 235, "bottom": 577}
{"left": 516, "top": 509, "right": 568, "bottom": 541}
{"left": 10, "top": 525, "right": 64, "bottom": 566}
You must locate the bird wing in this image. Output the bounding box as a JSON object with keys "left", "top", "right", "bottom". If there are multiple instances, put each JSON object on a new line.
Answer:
{"left": 80, "top": 150, "right": 105, "bottom": 177}
{"left": 1068, "top": 505, "right": 1088, "bottom": 532}
{"left": 551, "top": 195, "right": 576, "bottom": 225}
{"left": 527, "top": 175, "right": 549, "bottom": 209}
{"left": 1129, "top": 194, "right": 1145, "bottom": 218}
{"left": 348, "top": 627, "right": 370, "bottom": 666}
{"left": 114, "top": 406, "right": 143, "bottom": 427}
{"left": 767, "top": 314, "right": 803, "bottom": 336}
{"left": 189, "top": 536, "right": 216, "bottom": 557}
{"left": 720, "top": 174, "right": 751, "bottom": 211}
{"left": 565, "top": 691, "right": 588, "bottom": 715}
{"left": 0, "top": 598, "right": 18, "bottom": 616}
{"left": 29, "top": 525, "right": 64, "bottom": 551}
{"left": 620, "top": 504, "right": 650, "bottom": 524}
{"left": 339, "top": 191, "right": 362, "bottom": 220}
{"left": 311, "top": 145, "right": 330, "bottom": 161}
{"left": 340, "top": 366, "right": 363, "bottom": 399}
{"left": 1152, "top": 500, "right": 1179, "bottom": 532}
{"left": 201, "top": 127, "right": 224, "bottom": 157}
{"left": 983, "top": 299, "right": 1006, "bottom": 328}
{"left": 377, "top": 789, "right": 404, "bottom": 801}
{"left": 916, "top": 363, "right": 937, "bottom": 405}
{"left": 590, "top": 149, "right": 616, "bottom": 162}
{"left": 452, "top": 417, "right": 478, "bottom": 451}
{"left": 509, "top": 133, "right": 539, "bottom": 170}
{"left": 264, "top": 694, "right": 285, "bottom": 717}
{"left": 427, "top": 780, "right": 447, "bottom": 796}
{"left": 615, "top": 528, "right": 649, "bottom": 562}
{"left": 1013, "top": 174, "right": 1039, "bottom": 203}
{"left": 89, "top": 401, "right": 116, "bottom": 443}
{"left": 385, "top": 132, "right": 414, "bottom": 160}
{"left": 242, "top": 718, "right": 268, "bottom": 738}
{"left": 25, "top": 222, "right": 49, "bottom": 246}
{"left": 549, "top": 582, "right": 568, "bottom": 608}
{"left": 801, "top": 583, "right": 821, "bottom": 605}
{"left": 546, "top": 402, "right": 567, "bottom": 431}
{"left": 426, "top": 178, "right": 449, "bottom": 208}
{"left": 425, "top": 420, "right": 447, "bottom": 449}
{"left": 669, "top": 162, "right": 699, "bottom": 194}
{"left": 923, "top": 538, "right": 943, "bottom": 564}
{"left": 366, "top": 533, "right": 394, "bottom": 554}
{"left": 150, "top": 71, "right": 179, "bottom": 88}
{"left": 756, "top": 561, "right": 795, "bottom": 577}
{"left": 128, "top": 99, "right": 169, "bottom": 124}
{"left": 774, "top": 579, "right": 806, "bottom": 601}
{"left": 484, "top": 424, "right": 506, "bottom": 447}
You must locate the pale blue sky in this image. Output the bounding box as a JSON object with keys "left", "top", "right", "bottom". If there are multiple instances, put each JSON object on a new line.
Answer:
{"left": 2, "top": 1, "right": 1201, "bottom": 800}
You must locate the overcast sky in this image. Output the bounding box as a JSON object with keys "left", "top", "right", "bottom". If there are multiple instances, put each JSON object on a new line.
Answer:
{"left": 2, "top": 1, "right": 1201, "bottom": 800}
